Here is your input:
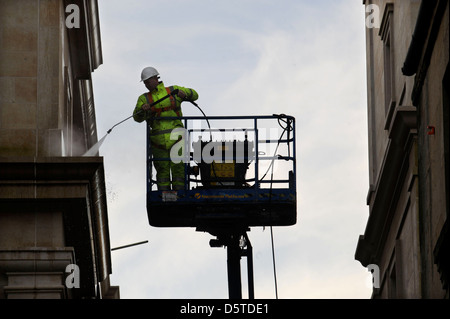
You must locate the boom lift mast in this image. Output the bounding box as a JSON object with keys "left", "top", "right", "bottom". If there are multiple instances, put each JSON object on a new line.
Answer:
{"left": 146, "top": 114, "right": 296, "bottom": 298}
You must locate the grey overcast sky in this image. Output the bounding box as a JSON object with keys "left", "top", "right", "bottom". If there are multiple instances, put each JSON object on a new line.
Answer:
{"left": 91, "top": 0, "right": 372, "bottom": 298}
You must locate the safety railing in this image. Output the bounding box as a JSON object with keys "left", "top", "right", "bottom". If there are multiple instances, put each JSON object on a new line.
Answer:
{"left": 146, "top": 114, "right": 296, "bottom": 194}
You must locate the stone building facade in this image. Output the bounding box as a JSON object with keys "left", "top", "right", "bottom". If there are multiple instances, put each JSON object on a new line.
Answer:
{"left": 356, "top": 0, "right": 449, "bottom": 298}
{"left": 0, "top": 0, "right": 119, "bottom": 298}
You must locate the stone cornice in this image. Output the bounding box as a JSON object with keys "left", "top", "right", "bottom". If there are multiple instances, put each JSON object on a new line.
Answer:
{"left": 0, "top": 157, "right": 113, "bottom": 296}
{"left": 356, "top": 107, "right": 417, "bottom": 267}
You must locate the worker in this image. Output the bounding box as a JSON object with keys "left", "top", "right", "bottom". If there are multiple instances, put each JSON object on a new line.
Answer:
{"left": 133, "top": 67, "right": 199, "bottom": 191}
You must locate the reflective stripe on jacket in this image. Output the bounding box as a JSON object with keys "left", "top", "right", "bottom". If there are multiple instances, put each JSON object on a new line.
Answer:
{"left": 133, "top": 81, "right": 198, "bottom": 150}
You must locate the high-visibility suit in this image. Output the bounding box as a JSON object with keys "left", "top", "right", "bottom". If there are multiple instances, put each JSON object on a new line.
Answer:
{"left": 133, "top": 81, "right": 199, "bottom": 190}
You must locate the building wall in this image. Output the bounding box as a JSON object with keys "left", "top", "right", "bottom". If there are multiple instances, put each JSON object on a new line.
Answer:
{"left": 0, "top": 0, "right": 118, "bottom": 299}
{"left": 365, "top": 0, "right": 420, "bottom": 184}
{"left": 357, "top": 0, "right": 449, "bottom": 299}
{"left": 0, "top": 0, "right": 100, "bottom": 157}
{"left": 1, "top": 0, "right": 62, "bottom": 156}
{"left": 415, "top": 2, "right": 449, "bottom": 297}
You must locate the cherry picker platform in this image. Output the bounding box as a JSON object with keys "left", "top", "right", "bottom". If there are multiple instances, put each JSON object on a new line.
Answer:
{"left": 146, "top": 114, "right": 297, "bottom": 230}
{"left": 146, "top": 114, "right": 296, "bottom": 299}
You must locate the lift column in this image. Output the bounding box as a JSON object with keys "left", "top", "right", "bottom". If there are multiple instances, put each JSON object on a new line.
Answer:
{"left": 146, "top": 114, "right": 297, "bottom": 298}
{"left": 210, "top": 229, "right": 254, "bottom": 300}
{"left": 226, "top": 233, "right": 242, "bottom": 299}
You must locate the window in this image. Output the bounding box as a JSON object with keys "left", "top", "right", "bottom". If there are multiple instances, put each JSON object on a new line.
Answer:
{"left": 388, "top": 263, "right": 397, "bottom": 298}
{"left": 64, "top": 66, "right": 73, "bottom": 156}
{"left": 379, "top": 4, "right": 396, "bottom": 127}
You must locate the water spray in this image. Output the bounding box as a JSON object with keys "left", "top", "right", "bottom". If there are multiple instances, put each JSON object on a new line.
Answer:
{"left": 83, "top": 90, "right": 181, "bottom": 156}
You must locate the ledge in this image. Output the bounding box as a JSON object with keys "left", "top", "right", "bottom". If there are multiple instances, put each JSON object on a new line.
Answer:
{"left": 0, "top": 157, "right": 104, "bottom": 181}
{"left": 0, "top": 157, "right": 114, "bottom": 298}
{"left": 0, "top": 248, "right": 75, "bottom": 272}
{"left": 355, "top": 107, "right": 417, "bottom": 266}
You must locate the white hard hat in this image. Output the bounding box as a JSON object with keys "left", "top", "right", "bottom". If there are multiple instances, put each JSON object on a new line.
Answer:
{"left": 140, "top": 67, "right": 159, "bottom": 82}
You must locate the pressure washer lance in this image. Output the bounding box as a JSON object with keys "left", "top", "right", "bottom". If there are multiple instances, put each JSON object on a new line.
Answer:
{"left": 83, "top": 90, "right": 208, "bottom": 156}
{"left": 106, "top": 89, "right": 211, "bottom": 138}
{"left": 83, "top": 90, "right": 179, "bottom": 156}
{"left": 106, "top": 89, "right": 180, "bottom": 134}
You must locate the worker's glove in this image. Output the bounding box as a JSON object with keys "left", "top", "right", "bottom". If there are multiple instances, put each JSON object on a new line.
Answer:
{"left": 177, "top": 90, "right": 187, "bottom": 100}
{"left": 170, "top": 89, "right": 186, "bottom": 100}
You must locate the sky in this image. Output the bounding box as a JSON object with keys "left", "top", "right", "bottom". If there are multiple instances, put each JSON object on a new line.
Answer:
{"left": 91, "top": 0, "right": 372, "bottom": 299}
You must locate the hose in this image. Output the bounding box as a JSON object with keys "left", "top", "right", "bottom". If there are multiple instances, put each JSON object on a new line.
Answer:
{"left": 189, "top": 101, "right": 212, "bottom": 141}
